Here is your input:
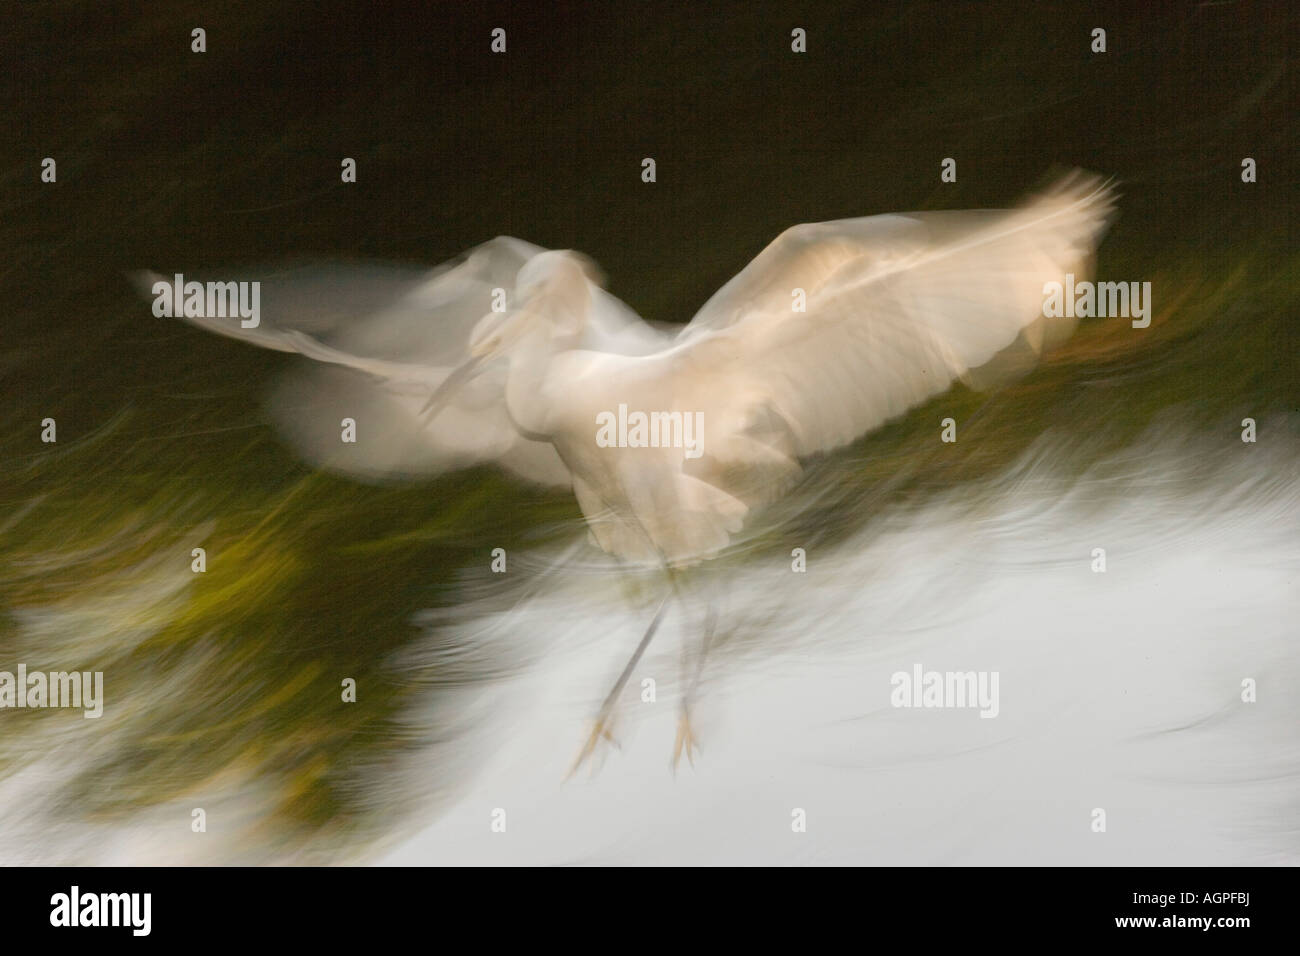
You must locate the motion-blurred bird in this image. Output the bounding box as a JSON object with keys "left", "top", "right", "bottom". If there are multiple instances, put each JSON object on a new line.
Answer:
{"left": 142, "top": 170, "right": 1116, "bottom": 771}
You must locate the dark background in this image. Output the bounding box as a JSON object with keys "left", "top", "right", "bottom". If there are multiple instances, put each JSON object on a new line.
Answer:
{"left": 6, "top": 0, "right": 1293, "bottom": 333}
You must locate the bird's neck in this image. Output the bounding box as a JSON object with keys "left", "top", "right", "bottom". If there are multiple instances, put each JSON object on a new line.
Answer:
{"left": 503, "top": 330, "right": 559, "bottom": 439}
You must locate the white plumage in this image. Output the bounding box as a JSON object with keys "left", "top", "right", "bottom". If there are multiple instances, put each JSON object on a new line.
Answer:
{"left": 146, "top": 171, "right": 1115, "bottom": 567}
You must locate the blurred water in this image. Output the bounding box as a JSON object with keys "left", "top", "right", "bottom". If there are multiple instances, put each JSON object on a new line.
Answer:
{"left": 2, "top": 420, "right": 1295, "bottom": 864}
{"left": 379, "top": 423, "right": 1300, "bottom": 865}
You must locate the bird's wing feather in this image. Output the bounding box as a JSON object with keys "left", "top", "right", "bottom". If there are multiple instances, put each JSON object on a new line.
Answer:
{"left": 672, "top": 172, "right": 1116, "bottom": 459}
{"left": 573, "top": 173, "right": 1116, "bottom": 565}
{"left": 139, "top": 236, "right": 576, "bottom": 486}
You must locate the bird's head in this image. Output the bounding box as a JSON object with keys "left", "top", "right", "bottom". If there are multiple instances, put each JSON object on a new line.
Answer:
{"left": 423, "top": 250, "right": 598, "bottom": 421}
{"left": 466, "top": 250, "right": 598, "bottom": 359}
{"left": 465, "top": 307, "right": 532, "bottom": 359}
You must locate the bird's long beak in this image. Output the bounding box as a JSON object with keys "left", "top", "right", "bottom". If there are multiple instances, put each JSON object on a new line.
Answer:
{"left": 419, "top": 355, "right": 486, "bottom": 421}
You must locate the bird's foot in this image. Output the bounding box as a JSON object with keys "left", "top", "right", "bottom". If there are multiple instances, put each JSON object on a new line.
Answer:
{"left": 566, "top": 714, "right": 621, "bottom": 779}
{"left": 672, "top": 710, "right": 700, "bottom": 772}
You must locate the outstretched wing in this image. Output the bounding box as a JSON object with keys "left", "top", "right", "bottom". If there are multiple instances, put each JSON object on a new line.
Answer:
{"left": 674, "top": 171, "right": 1116, "bottom": 455}
{"left": 139, "top": 237, "right": 578, "bottom": 485}
{"left": 573, "top": 172, "right": 1116, "bottom": 564}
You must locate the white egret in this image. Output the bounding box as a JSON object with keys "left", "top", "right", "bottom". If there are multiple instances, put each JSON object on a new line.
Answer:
{"left": 143, "top": 170, "right": 1116, "bottom": 771}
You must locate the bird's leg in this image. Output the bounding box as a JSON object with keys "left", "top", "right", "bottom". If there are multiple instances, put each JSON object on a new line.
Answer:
{"left": 567, "top": 587, "right": 672, "bottom": 778}
{"left": 673, "top": 600, "right": 716, "bottom": 772}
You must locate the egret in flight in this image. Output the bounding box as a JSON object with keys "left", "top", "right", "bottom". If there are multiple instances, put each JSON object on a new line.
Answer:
{"left": 144, "top": 171, "right": 1116, "bottom": 772}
